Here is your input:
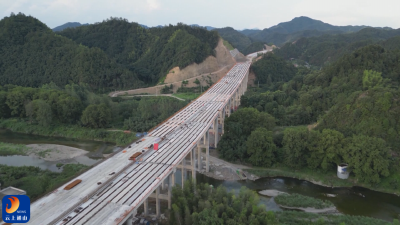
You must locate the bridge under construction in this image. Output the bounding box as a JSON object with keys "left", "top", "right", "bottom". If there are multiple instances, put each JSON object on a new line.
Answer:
{"left": 9, "top": 62, "right": 251, "bottom": 225}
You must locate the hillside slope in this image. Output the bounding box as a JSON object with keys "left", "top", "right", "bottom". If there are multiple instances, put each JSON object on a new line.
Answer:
{"left": 59, "top": 19, "right": 220, "bottom": 84}
{"left": 0, "top": 14, "right": 140, "bottom": 90}
{"left": 274, "top": 28, "right": 400, "bottom": 66}
{"left": 215, "top": 27, "right": 252, "bottom": 52}
{"left": 52, "top": 22, "right": 89, "bottom": 31}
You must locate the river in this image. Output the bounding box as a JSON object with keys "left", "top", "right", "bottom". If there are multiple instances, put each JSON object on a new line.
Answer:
{"left": 195, "top": 173, "right": 400, "bottom": 222}
{"left": 0, "top": 129, "right": 118, "bottom": 172}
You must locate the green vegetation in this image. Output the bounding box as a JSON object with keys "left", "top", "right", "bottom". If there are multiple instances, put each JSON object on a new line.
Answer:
{"left": 0, "top": 142, "right": 30, "bottom": 156}
{"left": 274, "top": 28, "right": 400, "bottom": 66}
{"left": 56, "top": 163, "right": 64, "bottom": 168}
{"left": 215, "top": 27, "right": 252, "bottom": 52}
{"left": 242, "top": 42, "right": 266, "bottom": 55}
{"left": 36, "top": 149, "right": 51, "bottom": 158}
{"left": 274, "top": 193, "right": 334, "bottom": 209}
{"left": 169, "top": 180, "right": 278, "bottom": 225}
{"left": 168, "top": 181, "right": 396, "bottom": 225}
{"left": 218, "top": 41, "right": 400, "bottom": 193}
{"left": 59, "top": 19, "right": 219, "bottom": 85}
{"left": 172, "top": 93, "right": 200, "bottom": 100}
{"left": 0, "top": 83, "right": 186, "bottom": 144}
{"left": 251, "top": 53, "right": 297, "bottom": 85}
{"left": 0, "top": 164, "right": 88, "bottom": 200}
{"left": 222, "top": 39, "right": 234, "bottom": 50}
{"left": 0, "top": 14, "right": 219, "bottom": 90}
{"left": 0, "top": 119, "right": 136, "bottom": 146}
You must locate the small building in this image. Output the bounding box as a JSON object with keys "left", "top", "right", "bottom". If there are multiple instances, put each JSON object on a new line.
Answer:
{"left": 337, "top": 163, "right": 350, "bottom": 179}
{"left": 0, "top": 186, "right": 27, "bottom": 222}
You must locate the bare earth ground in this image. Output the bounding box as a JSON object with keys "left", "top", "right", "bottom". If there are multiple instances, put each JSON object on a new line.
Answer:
{"left": 278, "top": 205, "right": 338, "bottom": 214}
{"left": 109, "top": 38, "right": 235, "bottom": 97}
{"left": 199, "top": 151, "right": 258, "bottom": 181}
{"left": 26, "top": 144, "right": 88, "bottom": 161}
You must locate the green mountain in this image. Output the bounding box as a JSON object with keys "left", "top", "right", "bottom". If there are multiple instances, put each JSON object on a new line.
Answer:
{"left": 0, "top": 14, "right": 219, "bottom": 90}
{"left": 214, "top": 27, "right": 252, "bottom": 52}
{"left": 0, "top": 13, "right": 140, "bottom": 91}
{"left": 274, "top": 27, "right": 400, "bottom": 66}
{"left": 58, "top": 18, "right": 219, "bottom": 84}
{"left": 52, "top": 22, "right": 89, "bottom": 32}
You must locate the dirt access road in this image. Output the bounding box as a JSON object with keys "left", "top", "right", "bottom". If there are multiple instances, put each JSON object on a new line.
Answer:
{"left": 109, "top": 66, "right": 230, "bottom": 97}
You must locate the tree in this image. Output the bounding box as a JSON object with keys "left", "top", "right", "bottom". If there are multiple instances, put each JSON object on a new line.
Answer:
{"left": 362, "top": 70, "right": 383, "bottom": 90}
{"left": 246, "top": 128, "right": 276, "bottom": 167}
{"left": 81, "top": 104, "right": 111, "bottom": 128}
{"left": 25, "top": 100, "right": 52, "bottom": 126}
{"left": 342, "top": 135, "right": 391, "bottom": 184}
{"left": 307, "top": 129, "right": 344, "bottom": 171}
{"left": 282, "top": 127, "right": 309, "bottom": 169}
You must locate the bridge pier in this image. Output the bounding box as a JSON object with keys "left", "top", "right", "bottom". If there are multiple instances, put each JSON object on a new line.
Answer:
{"left": 181, "top": 158, "right": 186, "bottom": 188}
{"left": 205, "top": 130, "right": 210, "bottom": 172}
{"left": 214, "top": 117, "right": 219, "bottom": 147}
{"left": 168, "top": 173, "right": 172, "bottom": 209}
{"left": 156, "top": 186, "right": 160, "bottom": 219}
{"left": 144, "top": 198, "right": 149, "bottom": 216}
{"left": 197, "top": 142, "right": 202, "bottom": 170}
{"left": 191, "top": 148, "right": 196, "bottom": 181}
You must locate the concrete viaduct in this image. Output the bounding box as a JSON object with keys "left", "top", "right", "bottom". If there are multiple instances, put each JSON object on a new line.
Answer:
{"left": 5, "top": 62, "right": 250, "bottom": 225}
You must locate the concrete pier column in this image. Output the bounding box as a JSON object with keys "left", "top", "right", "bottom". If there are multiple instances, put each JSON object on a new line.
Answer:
{"left": 197, "top": 144, "right": 201, "bottom": 170}
{"left": 126, "top": 214, "right": 133, "bottom": 225}
{"left": 168, "top": 173, "right": 172, "bottom": 209}
{"left": 144, "top": 198, "right": 149, "bottom": 216}
{"left": 221, "top": 109, "right": 225, "bottom": 135}
{"left": 191, "top": 148, "right": 196, "bottom": 181}
{"left": 171, "top": 170, "right": 175, "bottom": 187}
{"left": 206, "top": 131, "right": 210, "bottom": 172}
{"left": 156, "top": 186, "right": 160, "bottom": 218}
{"left": 214, "top": 117, "right": 219, "bottom": 147}
{"left": 182, "top": 158, "right": 186, "bottom": 188}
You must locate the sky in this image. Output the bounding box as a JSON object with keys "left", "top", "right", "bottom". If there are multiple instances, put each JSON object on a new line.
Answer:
{"left": 1, "top": 0, "right": 400, "bottom": 30}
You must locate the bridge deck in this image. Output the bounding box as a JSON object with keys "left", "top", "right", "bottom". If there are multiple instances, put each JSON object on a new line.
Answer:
{"left": 25, "top": 62, "right": 250, "bottom": 225}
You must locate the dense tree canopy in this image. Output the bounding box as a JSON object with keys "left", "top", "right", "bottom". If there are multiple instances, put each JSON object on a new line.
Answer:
{"left": 59, "top": 19, "right": 219, "bottom": 84}
{"left": 274, "top": 28, "right": 400, "bottom": 66}
{"left": 0, "top": 84, "right": 186, "bottom": 132}
{"left": 0, "top": 14, "right": 219, "bottom": 90}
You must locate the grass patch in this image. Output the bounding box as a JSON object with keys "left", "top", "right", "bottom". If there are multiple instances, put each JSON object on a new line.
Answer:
{"left": 173, "top": 93, "right": 200, "bottom": 100}
{"left": 275, "top": 193, "right": 334, "bottom": 209}
{"left": 56, "top": 163, "right": 64, "bottom": 168}
{"left": 0, "top": 142, "right": 30, "bottom": 156}
{"left": 0, "top": 119, "right": 137, "bottom": 146}
{"left": 275, "top": 211, "right": 394, "bottom": 225}
{"left": 36, "top": 149, "right": 52, "bottom": 158}
{"left": 223, "top": 39, "right": 234, "bottom": 50}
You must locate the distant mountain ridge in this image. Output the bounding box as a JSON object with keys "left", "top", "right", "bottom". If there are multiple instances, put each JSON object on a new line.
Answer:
{"left": 52, "top": 22, "right": 89, "bottom": 31}
{"left": 248, "top": 16, "right": 393, "bottom": 45}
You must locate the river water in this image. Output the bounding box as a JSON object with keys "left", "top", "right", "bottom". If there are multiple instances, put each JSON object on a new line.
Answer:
{"left": 0, "top": 129, "right": 117, "bottom": 172}
{"left": 195, "top": 173, "right": 400, "bottom": 222}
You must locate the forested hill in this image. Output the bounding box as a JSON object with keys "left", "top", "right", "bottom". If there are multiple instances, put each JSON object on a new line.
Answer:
{"left": 0, "top": 13, "right": 141, "bottom": 91}
{"left": 58, "top": 19, "right": 219, "bottom": 84}
{"left": 214, "top": 27, "right": 252, "bottom": 52}
{"left": 0, "top": 14, "right": 219, "bottom": 91}
{"left": 274, "top": 28, "right": 400, "bottom": 66}
{"left": 52, "top": 22, "right": 89, "bottom": 32}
